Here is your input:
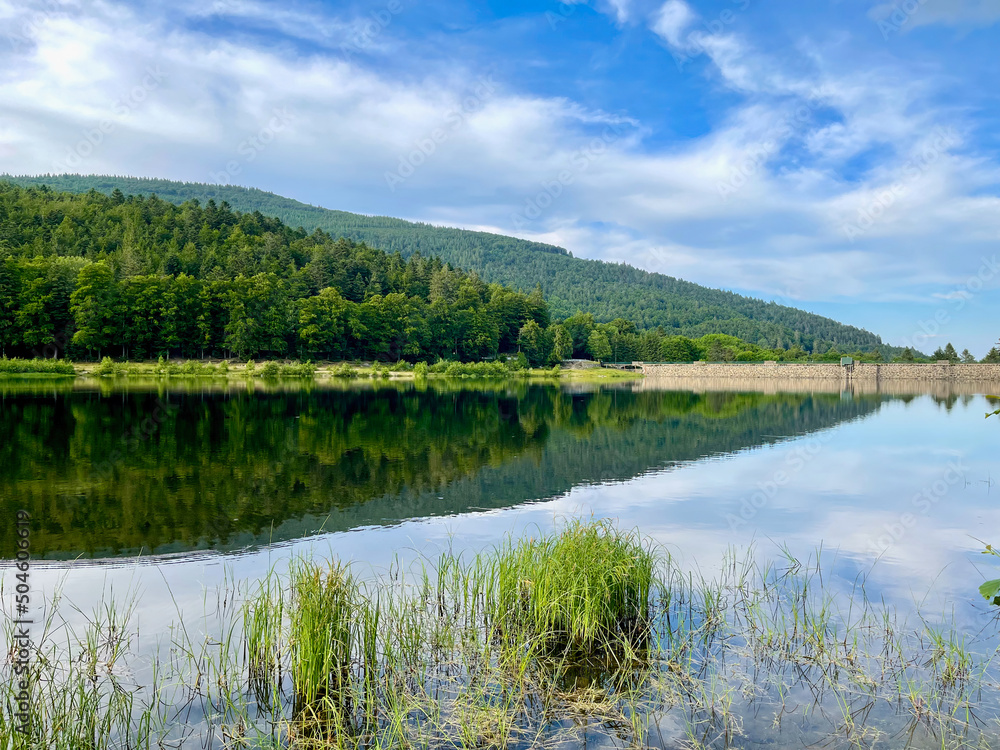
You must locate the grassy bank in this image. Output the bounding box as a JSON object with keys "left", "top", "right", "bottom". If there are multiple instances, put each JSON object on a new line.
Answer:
{"left": 3, "top": 520, "right": 997, "bottom": 749}
{"left": 0, "top": 358, "right": 76, "bottom": 376}
{"left": 69, "top": 358, "right": 642, "bottom": 382}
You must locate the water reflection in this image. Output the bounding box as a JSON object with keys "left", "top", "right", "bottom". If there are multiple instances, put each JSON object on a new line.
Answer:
{"left": 2, "top": 381, "right": 884, "bottom": 559}
{"left": 7, "top": 379, "right": 1000, "bottom": 748}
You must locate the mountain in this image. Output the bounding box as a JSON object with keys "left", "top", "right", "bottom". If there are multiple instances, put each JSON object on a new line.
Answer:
{"left": 2, "top": 174, "right": 901, "bottom": 355}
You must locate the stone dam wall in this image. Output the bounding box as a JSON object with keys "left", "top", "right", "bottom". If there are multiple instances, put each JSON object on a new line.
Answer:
{"left": 637, "top": 362, "right": 1000, "bottom": 384}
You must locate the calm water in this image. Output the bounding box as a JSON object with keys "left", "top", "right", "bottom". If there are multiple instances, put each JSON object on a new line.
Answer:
{"left": 4, "top": 377, "right": 1000, "bottom": 746}
{"left": 4, "top": 379, "right": 1000, "bottom": 600}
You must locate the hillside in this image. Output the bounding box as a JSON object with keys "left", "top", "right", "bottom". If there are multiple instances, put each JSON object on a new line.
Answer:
{"left": 3, "top": 174, "right": 900, "bottom": 355}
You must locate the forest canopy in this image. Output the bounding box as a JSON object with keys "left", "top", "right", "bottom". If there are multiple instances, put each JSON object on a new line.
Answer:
{"left": 2, "top": 174, "right": 911, "bottom": 358}
{"left": 0, "top": 181, "right": 926, "bottom": 364}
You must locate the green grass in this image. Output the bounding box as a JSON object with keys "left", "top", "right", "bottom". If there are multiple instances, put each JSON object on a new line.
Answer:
{"left": 0, "top": 357, "right": 76, "bottom": 375}
{"left": 86, "top": 357, "right": 318, "bottom": 379}
{"left": 491, "top": 519, "right": 657, "bottom": 655}
{"left": 4, "top": 521, "right": 1000, "bottom": 749}
{"left": 288, "top": 559, "right": 356, "bottom": 709}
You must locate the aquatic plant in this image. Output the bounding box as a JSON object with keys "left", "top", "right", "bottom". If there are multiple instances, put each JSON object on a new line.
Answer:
{"left": 4, "top": 521, "right": 1000, "bottom": 749}
{"left": 491, "top": 519, "right": 657, "bottom": 655}
{"left": 288, "top": 559, "right": 356, "bottom": 708}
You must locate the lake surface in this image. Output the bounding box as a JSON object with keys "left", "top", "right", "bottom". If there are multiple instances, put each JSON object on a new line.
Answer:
{"left": 4, "top": 377, "right": 1000, "bottom": 747}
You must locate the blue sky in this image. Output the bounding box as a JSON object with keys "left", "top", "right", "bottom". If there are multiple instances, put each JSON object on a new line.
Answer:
{"left": 2, "top": 0, "right": 999, "bottom": 354}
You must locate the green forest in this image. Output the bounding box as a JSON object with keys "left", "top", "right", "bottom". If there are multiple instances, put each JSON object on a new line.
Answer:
{"left": 2, "top": 174, "right": 911, "bottom": 358}
{"left": 0, "top": 182, "right": 923, "bottom": 364}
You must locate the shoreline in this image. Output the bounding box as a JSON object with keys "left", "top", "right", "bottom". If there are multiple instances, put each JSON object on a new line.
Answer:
{"left": 3, "top": 359, "right": 643, "bottom": 383}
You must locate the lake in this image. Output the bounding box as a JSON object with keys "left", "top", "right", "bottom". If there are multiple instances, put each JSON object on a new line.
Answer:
{"left": 4, "top": 377, "right": 1000, "bottom": 748}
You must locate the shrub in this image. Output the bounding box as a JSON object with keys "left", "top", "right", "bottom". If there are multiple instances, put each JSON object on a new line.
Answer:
{"left": 0, "top": 358, "right": 76, "bottom": 376}
{"left": 287, "top": 360, "right": 317, "bottom": 378}
{"left": 442, "top": 361, "right": 508, "bottom": 378}
{"left": 414, "top": 361, "right": 429, "bottom": 378}
{"left": 259, "top": 361, "right": 281, "bottom": 379}
{"left": 332, "top": 363, "right": 359, "bottom": 379}
{"left": 95, "top": 356, "right": 116, "bottom": 376}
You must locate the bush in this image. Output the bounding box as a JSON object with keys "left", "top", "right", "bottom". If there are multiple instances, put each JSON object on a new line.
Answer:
{"left": 218, "top": 360, "right": 229, "bottom": 375}
{"left": 278, "top": 361, "right": 316, "bottom": 378}
{"left": 332, "top": 363, "right": 359, "bottom": 379}
{"left": 95, "top": 356, "right": 116, "bottom": 376}
{"left": 0, "top": 358, "right": 76, "bottom": 376}
{"left": 248, "top": 360, "right": 317, "bottom": 379}
{"left": 442, "top": 361, "right": 509, "bottom": 378}
{"left": 259, "top": 361, "right": 281, "bottom": 379}
{"left": 428, "top": 358, "right": 453, "bottom": 374}
{"left": 414, "top": 361, "right": 428, "bottom": 378}
{"left": 245, "top": 359, "right": 256, "bottom": 374}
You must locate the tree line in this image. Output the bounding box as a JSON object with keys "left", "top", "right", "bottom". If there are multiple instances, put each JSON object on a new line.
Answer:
{"left": 0, "top": 183, "right": 949, "bottom": 364}
{"left": 919, "top": 342, "right": 1000, "bottom": 364}
{"left": 0, "top": 184, "right": 556, "bottom": 361}
{"left": 3, "top": 175, "right": 909, "bottom": 358}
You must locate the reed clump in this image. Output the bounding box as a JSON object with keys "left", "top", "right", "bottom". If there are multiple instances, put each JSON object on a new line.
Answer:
{"left": 491, "top": 519, "right": 657, "bottom": 656}
{"left": 6, "top": 522, "right": 1000, "bottom": 750}
{"left": 289, "top": 560, "right": 356, "bottom": 708}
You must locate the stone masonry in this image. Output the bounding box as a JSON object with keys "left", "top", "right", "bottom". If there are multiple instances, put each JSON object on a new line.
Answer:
{"left": 637, "top": 362, "right": 1000, "bottom": 383}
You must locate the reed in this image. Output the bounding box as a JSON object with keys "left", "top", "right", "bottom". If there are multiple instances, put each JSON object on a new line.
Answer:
{"left": 5, "top": 521, "right": 1000, "bottom": 749}
{"left": 288, "top": 559, "right": 356, "bottom": 709}
{"left": 491, "top": 519, "right": 658, "bottom": 656}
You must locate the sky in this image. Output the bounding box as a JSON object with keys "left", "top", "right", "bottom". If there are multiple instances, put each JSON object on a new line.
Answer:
{"left": 1, "top": 0, "right": 999, "bottom": 354}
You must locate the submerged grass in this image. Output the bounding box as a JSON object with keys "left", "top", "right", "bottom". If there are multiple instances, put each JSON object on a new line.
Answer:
{"left": 4, "top": 521, "right": 1000, "bottom": 749}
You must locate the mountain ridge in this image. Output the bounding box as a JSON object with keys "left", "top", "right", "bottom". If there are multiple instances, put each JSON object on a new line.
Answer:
{"left": 2, "top": 173, "right": 905, "bottom": 356}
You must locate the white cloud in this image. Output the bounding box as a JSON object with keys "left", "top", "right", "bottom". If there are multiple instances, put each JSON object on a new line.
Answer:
{"left": 604, "top": 0, "right": 631, "bottom": 24}
{"left": 650, "top": 0, "right": 695, "bottom": 47}
{"left": 1, "top": 0, "right": 999, "bottom": 336}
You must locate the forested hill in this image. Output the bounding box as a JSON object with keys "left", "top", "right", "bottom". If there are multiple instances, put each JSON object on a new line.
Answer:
{"left": 4, "top": 174, "right": 893, "bottom": 355}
